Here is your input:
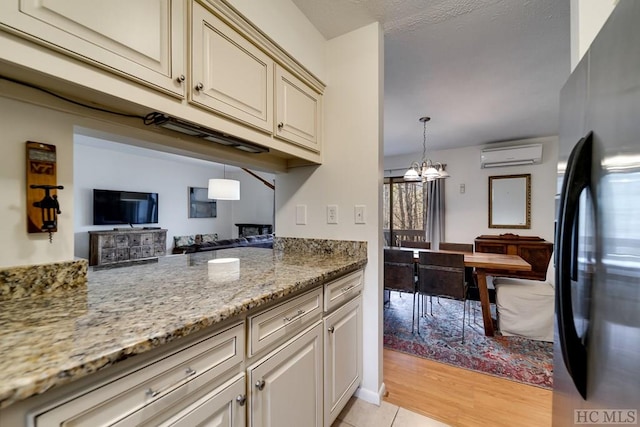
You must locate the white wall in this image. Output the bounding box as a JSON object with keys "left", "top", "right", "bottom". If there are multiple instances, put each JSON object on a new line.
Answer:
{"left": 275, "top": 22, "right": 384, "bottom": 404}
{"left": 73, "top": 135, "right": 275, "bottom": 258}
{"left": 227, "top": 0, "right": 326, "bottom": 82}
{"left": 385, "top": 137, "right": 559, "bottom": 245}
{"left": 0, "top": 95, "right": 75, "bottom": 268}
{"left": 230, "top": 0, "right": 385, "bottom": 404}
{"left": 570, "top": 0, "right": 617, "bottom": 70}
{"left": 229, "top": 169, "right": 275, "bottom": 238}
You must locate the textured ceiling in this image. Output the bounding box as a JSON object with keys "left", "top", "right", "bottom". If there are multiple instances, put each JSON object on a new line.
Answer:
{"left": 292, "top": 0, "right": 570, "bottom": 157}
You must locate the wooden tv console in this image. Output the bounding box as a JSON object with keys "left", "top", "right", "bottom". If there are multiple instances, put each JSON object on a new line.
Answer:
{"left": 89, "top": 228, "right": 167, "bottom": 267}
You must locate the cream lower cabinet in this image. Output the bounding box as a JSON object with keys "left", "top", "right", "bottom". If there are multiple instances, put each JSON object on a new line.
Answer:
{"left": 152, "top": 373, "right": 246, "bottom": 427}
{"left": 323, "top": 296, "right": 362, "bottom": 427}
{"left": 0, "top": 0, "right": 185, "bottom": 97}
{"left": 322, "top": 269, "right": 364, "bottom": 427}
{"left": 32, "top": 323, "right": 245, "bottom": 427}
{"left": 191, "top": 0, "right": 274, "bottom": 133}
{"left": 248, "top": 322, "right": 323, "bottom": 427}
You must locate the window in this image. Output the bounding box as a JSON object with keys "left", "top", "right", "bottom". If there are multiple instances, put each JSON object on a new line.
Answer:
{"left": 383, "top": 177, "right": 426, "bottom": 246}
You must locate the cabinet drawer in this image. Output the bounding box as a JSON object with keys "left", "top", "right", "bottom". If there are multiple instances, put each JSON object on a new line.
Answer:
{"left": 141, "top": 233, "right": 155, "bottom": 246}
{"left": 248, "top": 287, "right": 322, "bottom": 357}
{"left": 130, "top": 234, "right": 142, "bottom": 246}
{"left": 100, "top": 249, "right": 116, "bottom": 264}
{"left": 324, "top": 270, "right": 363, "bottom": 312}
{"left": 116, "top": 248, "right": 130, "bottom": 261}
{"left": 130, "top": 246, "right": 142, "bottom": 259}
{"left": 100, "top": 235, "right": 116, "bottom": 248}
{"left": 115, "top": 234, "right": 129, "bottom": 248}
{"left": 33, "top": 323, "right": 245, "bottom": 427}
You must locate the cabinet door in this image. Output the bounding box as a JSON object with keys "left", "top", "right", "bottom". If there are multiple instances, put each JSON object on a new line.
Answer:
{"left": 324, "top": 296, "right": 362, "bottom": 427}
{"left": 191, "top": 1, "right": 273, "bottom": 133}
{"left": 0, "top": 0, "right": 185, "bottom": 97}
{"left": 248, "top": 322, "right": 322, "bottom": 427}
{"left": 159, "top": 374, "right": 246, "bottom": 427}
{"left": 274, "top": 65, "right": 322, "bottom": 153}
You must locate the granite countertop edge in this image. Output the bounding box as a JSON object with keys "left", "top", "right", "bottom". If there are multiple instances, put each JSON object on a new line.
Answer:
{"left": 0, "top": 252, "right": 367, "bottom": 410}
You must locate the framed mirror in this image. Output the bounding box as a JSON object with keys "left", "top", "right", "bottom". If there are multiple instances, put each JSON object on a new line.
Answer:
{"left": 489, "top": 174, "right": 531, "bottom": 229}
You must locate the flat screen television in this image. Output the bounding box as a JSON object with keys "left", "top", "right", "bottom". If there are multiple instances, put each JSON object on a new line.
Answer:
{"left": 93, "top": 189, "right": 159, "bottom": 225}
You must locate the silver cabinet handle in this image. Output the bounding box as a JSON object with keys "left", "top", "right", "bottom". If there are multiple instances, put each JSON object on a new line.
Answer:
{"left": 176, "top": 74, "right": 185, "bottom": 83}
{"left": 341, "top": 284, "right": 355, "bottom": 293}
{"left": 283, "top": 309, "right": 305, "bottom": 323}
{"left": 255, "top": 379, "right": 266, "bottom": 391}
{"left": 195, "top": 82, "right": 204, "bottom": 91}
{"left": 236, "top": 394, "right": 246, "bottom": 406}
{"left": 327, "top": 326, "right": 335, "bottom": 333}
{"left": 146, "top": 367, "right": 196, "bottom": 398}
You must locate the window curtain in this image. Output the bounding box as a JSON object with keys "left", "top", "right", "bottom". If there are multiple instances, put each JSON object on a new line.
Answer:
{"left": 425, "top": 179, "right": 445, "bottom": 249}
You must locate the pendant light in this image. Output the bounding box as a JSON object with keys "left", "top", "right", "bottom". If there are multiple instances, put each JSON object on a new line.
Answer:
{"left": 208, "top": 165, "right": 240, "bottom": 200}
{"left": 403, "top": 116, "right": 450, "bottom": 182}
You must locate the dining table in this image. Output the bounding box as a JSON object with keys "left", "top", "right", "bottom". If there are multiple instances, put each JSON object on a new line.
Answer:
{"left": 387, "top": 246, "right": 532, "bottom": 336}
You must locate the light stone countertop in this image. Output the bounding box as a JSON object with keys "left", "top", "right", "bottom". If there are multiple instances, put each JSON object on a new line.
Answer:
{"left": 0, "top": 245, "right": 367, "bottom": 409}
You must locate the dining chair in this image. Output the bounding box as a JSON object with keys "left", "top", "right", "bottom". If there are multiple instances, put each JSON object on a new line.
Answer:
{"left": 438, "top": 242, "right": 477, "bottom": 317}
{"left": 438, "top": 242, "right": 473, "bottom": 253}
{"left": 400, "top": 240, "right": 431, "bottom": 249}
{"left": 384, "top": 248, "right": 418, "bottom": 333}
{"left": 416, "top": 251, "right": 468, "bottom": 342}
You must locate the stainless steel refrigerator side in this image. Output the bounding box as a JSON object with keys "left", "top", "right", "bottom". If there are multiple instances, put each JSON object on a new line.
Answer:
{"left": 583, "top": 0, "right": 640, "bottom": 413}
{"left": 553, "top": 1, "right": 640, "bottom": 425}
{"left": 553, "top": 48, "right": 590, "bottom": 426}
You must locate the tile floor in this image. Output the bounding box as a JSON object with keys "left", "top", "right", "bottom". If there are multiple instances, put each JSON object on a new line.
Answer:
{"left": 331, "top": 397, "right": 450, "bottom": 427}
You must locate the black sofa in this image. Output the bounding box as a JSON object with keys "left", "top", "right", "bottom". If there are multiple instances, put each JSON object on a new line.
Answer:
{"left": 172, "top": 233, "right": 273, "bottom": 254}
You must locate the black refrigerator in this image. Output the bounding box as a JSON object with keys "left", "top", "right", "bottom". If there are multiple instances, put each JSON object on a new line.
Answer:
{"left": 554, "top": 0, "right": 640, "bottom": 425}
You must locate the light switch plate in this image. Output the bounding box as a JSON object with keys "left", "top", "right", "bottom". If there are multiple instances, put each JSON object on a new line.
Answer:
{"left": 296, "top": 204, "right": 307, "bottom": 225}
{"left": 354, "top": 205, "right": 366, "bottom": 224}
{"left": 327, "top": 205, "right": 338, "bottom": 224}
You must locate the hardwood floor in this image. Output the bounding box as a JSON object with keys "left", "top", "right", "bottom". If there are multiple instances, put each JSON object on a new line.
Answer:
{"left": 383, "top": 349, "right": 552, "bottom": 427}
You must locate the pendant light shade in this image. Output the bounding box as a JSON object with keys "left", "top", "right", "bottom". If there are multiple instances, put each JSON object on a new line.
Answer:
{"left": 403, "top": 167, "right": 421, "bottom": 182}
{"left": 208, "top": 178, "right": 240, "bottom": 200}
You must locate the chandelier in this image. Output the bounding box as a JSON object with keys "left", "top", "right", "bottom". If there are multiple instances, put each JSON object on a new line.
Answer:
{"left": 403, "top": 116, "right": 450, "bottom": 182}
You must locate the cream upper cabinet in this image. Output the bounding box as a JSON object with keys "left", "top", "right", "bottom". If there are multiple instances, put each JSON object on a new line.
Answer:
{"left": 248, "top": 322, "right": 323, "bottom": 427}
{"left": 191, "top": 1, "right": 273, "bottom": 133}
{"left": 0, "top": 0, "right": 185, "bottom": 97}
{"left": 275, "top": 64, "right": 322, "bottom": 153}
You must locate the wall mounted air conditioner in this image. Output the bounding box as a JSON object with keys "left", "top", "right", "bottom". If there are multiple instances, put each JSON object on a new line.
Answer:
{"left": 480, "top": 143, "right": 543, "bottom": 168}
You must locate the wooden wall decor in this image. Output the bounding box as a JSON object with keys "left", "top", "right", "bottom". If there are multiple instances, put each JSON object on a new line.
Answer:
{"left": 26, "top": 141, "right": 63, "bottom": 240}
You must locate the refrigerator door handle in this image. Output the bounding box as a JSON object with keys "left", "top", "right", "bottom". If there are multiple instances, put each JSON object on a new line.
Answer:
{"left": 555, "top": 131, "right": 593, "bottom": 399}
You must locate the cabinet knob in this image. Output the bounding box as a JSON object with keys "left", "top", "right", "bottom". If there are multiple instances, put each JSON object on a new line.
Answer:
{"left": 255, "top": 379, "right": 266, "bottom": 391}
{"left": 176, "top": 74, "right": 185, "bottom": 83}
{"left": 277, "top": 122, "right": 284, "bottom": 130}
{"left": 328, "top": 326, "right": 335, "bottom": 333}
{"left": 236, "top": 394, "right": 246, "bottom": 406}
{"left": 195, "top": 82, "right": 204, "bottom": 91}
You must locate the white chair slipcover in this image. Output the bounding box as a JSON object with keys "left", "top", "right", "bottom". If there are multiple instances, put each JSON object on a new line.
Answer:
{"left": 494, "top": 258, "right": 555, "bottom": 342}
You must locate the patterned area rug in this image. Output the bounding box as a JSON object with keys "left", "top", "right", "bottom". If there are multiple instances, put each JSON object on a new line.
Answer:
{"left": 383, "top": 292, "right": 553, "bottom": 389}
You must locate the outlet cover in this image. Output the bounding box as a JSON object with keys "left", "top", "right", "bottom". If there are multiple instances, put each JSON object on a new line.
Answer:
{"left": 354, "top": 205, "right": 366, "bottom": 224}
{"left": 296, "top": 204, "right": 307, "bottom": 225}
{"left": 327, "top": 205, "right": 338, "bottom": 224}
